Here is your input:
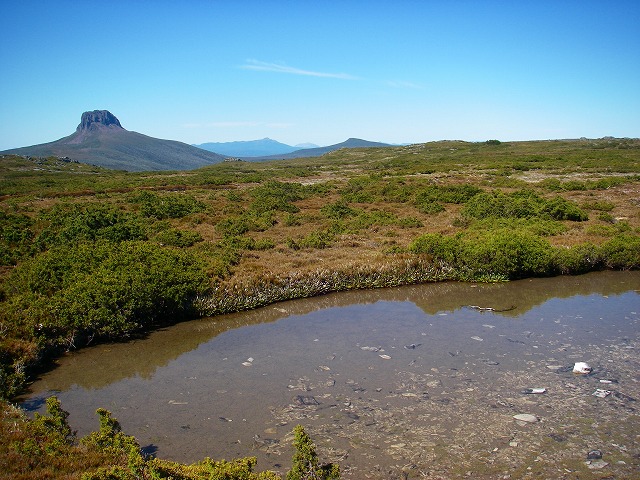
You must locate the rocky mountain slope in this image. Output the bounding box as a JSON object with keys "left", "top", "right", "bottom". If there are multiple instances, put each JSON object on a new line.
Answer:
{"left": 1, "top": 110, "right": 226, "bottom": 171}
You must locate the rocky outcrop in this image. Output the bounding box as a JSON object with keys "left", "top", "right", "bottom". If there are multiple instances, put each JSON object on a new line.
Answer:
{"left": 77, "top": 110, "right": 123, "bottom": 131}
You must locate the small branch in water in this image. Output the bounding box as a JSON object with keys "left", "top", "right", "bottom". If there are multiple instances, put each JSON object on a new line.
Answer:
{"left": 465, "top": 305, "right": 516, "bottom": 312}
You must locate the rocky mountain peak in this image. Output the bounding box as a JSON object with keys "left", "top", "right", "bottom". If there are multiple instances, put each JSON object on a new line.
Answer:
{"left": 77, "top": 110, "right": 123, "bottom": 131}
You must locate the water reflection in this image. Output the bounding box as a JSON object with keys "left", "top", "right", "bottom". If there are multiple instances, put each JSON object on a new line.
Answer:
{"left": 25, "top": 271, "right": 639, "bottom": 392}
{"left": 19, "top": 271, "right": 640, "bottom": 478}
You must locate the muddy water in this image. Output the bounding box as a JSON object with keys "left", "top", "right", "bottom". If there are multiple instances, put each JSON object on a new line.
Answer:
{"left": 21, "top": 272, "right": 640, "bottom": 478}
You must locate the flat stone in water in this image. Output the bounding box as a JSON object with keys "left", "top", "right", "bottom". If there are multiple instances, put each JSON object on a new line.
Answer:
{"left": 513, "top": 413, "right": 538, "bottom": 423}
{"left": 296, "top": 395, "right": 319, "bottom": 406}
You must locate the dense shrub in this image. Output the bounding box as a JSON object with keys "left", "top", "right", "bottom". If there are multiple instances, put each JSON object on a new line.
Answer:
{"left": 410, "top": 230, "right": 555, "bottom": 279}
{"left": 414, "top": 184, "right": 481, "bottom": 215}
{"left": 35, "top": 203, "right": 147, "bottom": 248}
{"left": 215, "top": 211, "right": 276, "bottom": 237}
{"left": 130, "top": 191, "right": 206, "bottom": 219}
{"left": 4, "top": 241, "right": 210, "bottom": 347}
{"left": 154, "top": 228, "right": 203, "bottom": 247}
{"left": 538, "top": 196, "right": 588, "bottom": 221}
{"left": 249, "top": 181, "right": 318, "bottom": 214}
{"left": 600, "top": 235, "right": 640, "bottom": 269}
{"left": 0, "top": 211, "right": 34, "bottom": 265}
{"left": 287, "top": 425, "right": 340, "bottom": 480}
{"left": 462, "top": 190, "right": 588, "bottom": 221}
{"left": 461, "top": 231, "right": 555, "bottom": 279}
{"left": 321, "top": 201, "right": 356, "bottom": 219}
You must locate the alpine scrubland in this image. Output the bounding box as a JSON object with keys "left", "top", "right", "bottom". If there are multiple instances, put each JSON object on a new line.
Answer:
{"left": 1, "top": 137, "right": 639, "bottom": 478}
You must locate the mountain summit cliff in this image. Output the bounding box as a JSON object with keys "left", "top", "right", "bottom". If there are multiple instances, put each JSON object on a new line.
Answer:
{"left": 1, "top": 110, "right": 225, "bottom": 171}
{"left": 77, "top": 110, "right": 123, "bottom": 131}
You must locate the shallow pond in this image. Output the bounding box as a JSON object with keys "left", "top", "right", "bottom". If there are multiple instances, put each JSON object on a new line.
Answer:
{"left": 21, "top": 272, "right": 640, "bottom": 478}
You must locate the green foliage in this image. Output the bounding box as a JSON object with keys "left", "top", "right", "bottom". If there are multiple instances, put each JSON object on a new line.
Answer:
{"left": 81, "top": 408, "right": 145, "bottom": 480}
{"left": 0, "top": 211, "right": 34, "bottom": 265}
{"left": 410, "top": 230, "right": 555, "bottom": 280}
{"left": 289, "top": 229, "right": 337, "bottom": 250}
{"left": 130, "top": 191, "right": 206, "bottom": 219}
{"left": 468, "top": 217, "right": 567, "bottom": 237}
{"left": 582, "top": 200, "right": 615, "bottom": 212}
{"left": 553, "top": 244, "right": 604, "bottom": 275}
{"left": 35, "top": 203, "right": 147, "bottom": 249}
{"left": 538, "top": 196, "right": 588, "bottom": 221}
{"left": 5, "top": 241, "right": 210, "bottom": 347}
{"left": 32, "top": 397, "right": 75, "bottom": 444}
{"left": 154, "top": 228, "right": 203, "bottom": 247}
{"left": 485, "top": 139, "right": 502, "bottom": 145}
{"left": 216, "top": 211, "right": 276, "bottom": 237}
{"left": 321, "top": 201, "right": 356, "bottom": 220}
{"left": 416, "top": 184, "right": 482, "bottom": 205}
{"left": 287, "top": 425, "right": 340, "bottom": 480}
{"left": 0, "top": 339, "right": 37, "bottom": 399}
{"left": 461, "top": 230, "right": 555, "bottom": 279}
{"left": 600, "top": 235, "right": 640, "bottom": 269}
{"left": 249, "top": 181, "right": 321, "bottom": 214}
{"left": 414, "top": 184, "right": 481, "bottom": 215}
{"left": 462, "top": 190, "right": 588, "bottom": 221}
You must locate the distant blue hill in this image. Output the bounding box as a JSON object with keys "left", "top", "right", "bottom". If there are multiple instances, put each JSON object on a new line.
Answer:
{"left": 194, "top": 138, "right": 308, "bottom": 157}
{"left": 245, "top": 138, "right": 391, "bottom": 161}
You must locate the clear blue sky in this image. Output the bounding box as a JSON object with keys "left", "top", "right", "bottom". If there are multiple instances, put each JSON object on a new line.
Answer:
{"left": 1, "top": 1, "right": 639, "bottom": 150}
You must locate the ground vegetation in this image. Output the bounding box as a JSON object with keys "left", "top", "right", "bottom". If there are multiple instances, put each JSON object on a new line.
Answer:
{"left": 1, "top": 137, "right": 639, "bottom": 477}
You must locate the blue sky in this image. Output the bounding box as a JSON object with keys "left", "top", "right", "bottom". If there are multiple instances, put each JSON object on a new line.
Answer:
{"left": 1, "top": 1, "right": 639, "bottom": 150}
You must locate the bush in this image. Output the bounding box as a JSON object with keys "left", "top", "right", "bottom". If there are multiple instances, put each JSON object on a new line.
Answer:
{"left": 35, "top": 203, "right": 147, "bottom": 248}
{"left": 410, "top": 230, "right": 556, "bottom": 280}
{"left": 154, "top": 229, "right": 203, "bottom": 247}
{"left": 0, "top": 211, "right": 34, "bottom": 265}
{"left": 539, "top": 196, "right": 588, "bottom": 221}
{"left": 462, "top": 190, "right": 587, "bottom": 221}
{"left": 461, "top": 231, "right": 555, "bottom": 279}
{"left": 5, "top": 241, "right": 210, "bottom": 347}
{"left": 130, "top": 191, "right": 206, "bottom": 219}
{"left": 600, "top": 235, "right": 640, "bottom": 269}
{"left": 287, "top": 425, "right": 340, "bottom": 480}
{"left": 249, "top": 181, "right": 312, "bottom": 214}
{"left": 321, "top": 201, "right": 356, "bottom": 220}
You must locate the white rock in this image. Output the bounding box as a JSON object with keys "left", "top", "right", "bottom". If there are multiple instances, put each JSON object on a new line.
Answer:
{"left": 573, "top": 362, "right": 592, "bottom": 374}
{"left": 513, "top": 414, "right": 538, "bottom": 423}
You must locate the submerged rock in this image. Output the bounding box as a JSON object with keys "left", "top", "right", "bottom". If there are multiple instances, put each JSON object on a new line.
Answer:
{"left": 513, "top": 413, "right": 538, "bottom": 423}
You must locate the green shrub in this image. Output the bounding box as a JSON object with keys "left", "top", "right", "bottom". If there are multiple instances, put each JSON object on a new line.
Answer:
{"left": 600, "top": 235, "right": 640, "bottom": 269}
{"left": 410, "top": 230, "right": 556, "bottom": 279}
{"left": 36, "top": 203, "right": 147, "bottom": 248}
{"left": 409, "top": 233, "right": 462, "bottom": 265}
{"left": 582, "top": 200, "right": 615, "bottom": 211}
{"left": 415, "top": 184, "right": 481, "bottom": 214}
{"left": 5, "top": 241, "right": 210, "bottom": 347}
{"left": 131, "top": 191, "right": 206, "bottom": 219}
{"left": 215, "top": 211, "right": 275, "bottom": 237}
{"left": 249, "top": 181, "right": 315, "bottom": 214}
{"left": 0, "top": 211, "right": 34, "bottom": 265}
{"left": 154, "top": 229, "right": 203, "bottom": 247}
{"left": 462, "top": 190, "right": 587, "bottom": 221}
{"left": 539, "top": 196, "right": 588, "bottom": 221}
{"left": 321, "top": 201, "right": 356, "bottom": 220}
{"left": 287, "top": 425, "right": 340, "bottom": 480}
{"left": 461, "top": 231, "right": 555, "bottom": 279}
{"left": 553, "top": 244, "right": 604, "bottom": 275}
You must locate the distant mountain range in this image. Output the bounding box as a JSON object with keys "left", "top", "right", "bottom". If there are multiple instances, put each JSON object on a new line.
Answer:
{"left": 1, "top": 110, "right": 226, "bottom": 171}
{"left": 194, "top": 137, "right": 389, "bottom": 160}
{"left": 243, "top": 138, "right": 391, "bottom": 161}
{"left": 194, "top": 138, "right": 319, "bottom": 157}
{"left": 1, "top": 111, "right": 392, "bottom": 171}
